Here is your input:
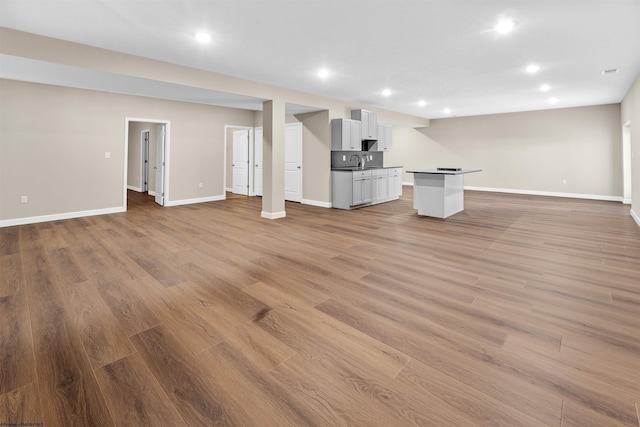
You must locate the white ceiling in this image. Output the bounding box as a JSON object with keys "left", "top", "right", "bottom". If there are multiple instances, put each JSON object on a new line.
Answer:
{"left": 1, "top": 0, "right": 639, "bottom": 119}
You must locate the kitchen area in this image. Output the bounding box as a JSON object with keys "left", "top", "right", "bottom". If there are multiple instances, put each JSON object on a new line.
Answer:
{"left": 331, "top": 109, "right": 403, "bottom": 209}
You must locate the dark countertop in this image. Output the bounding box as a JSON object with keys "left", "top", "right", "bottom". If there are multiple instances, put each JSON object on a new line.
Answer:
{"left": 407, "top": 168, "right": 481, "bottom": 175}
{"left": 332, "top": 166, "right": 403, "bottom": 171}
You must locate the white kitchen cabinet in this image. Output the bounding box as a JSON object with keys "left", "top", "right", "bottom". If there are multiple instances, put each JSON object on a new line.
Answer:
{"left": 373, "top": 124, "right": 392, "bottom": 151}
{"left": 352, "top": 170, "right": 372, "bottom": 205}
{"left": 389, "top": 167, "right": 403, "bottom": 198}
{"left": 332, "top": 168, "right": 402, "bottom": 209}
{"left": 371, "top": 169, "right": 389, "bottom": 204}
{"left": 331, "top": 118, "right": 362, "bottom": 151}
{"left": 332, "top": 170, "right": 372, "bottom": 209}
{"left": 351, "top": 109, "right": 378, "bottom": 140}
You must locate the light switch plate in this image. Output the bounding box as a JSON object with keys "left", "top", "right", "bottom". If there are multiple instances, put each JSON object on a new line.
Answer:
{"left": 105, "top": 152, "right": 111, "bottom": 159}
{"left": 20, "top": 196, "right": 28, "bottom": 204}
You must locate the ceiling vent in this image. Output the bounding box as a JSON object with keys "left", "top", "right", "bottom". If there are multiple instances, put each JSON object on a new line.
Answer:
{"left": 601, "top": 68, "right": 619, "bottom": 75}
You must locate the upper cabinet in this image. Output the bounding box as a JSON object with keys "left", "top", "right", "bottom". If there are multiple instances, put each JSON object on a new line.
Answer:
{"left": 372, "top": 124, "right": 392, "bottom": 151}
{"left": 351, "top": 109, "right": 378, "bottom": 140}
{"left": 331, "top": 118, "right": 362, "bottom": 151}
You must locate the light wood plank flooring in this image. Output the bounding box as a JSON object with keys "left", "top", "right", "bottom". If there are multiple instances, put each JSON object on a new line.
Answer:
{"left": 1, "top": 188, "right": 639, "bottom": 426}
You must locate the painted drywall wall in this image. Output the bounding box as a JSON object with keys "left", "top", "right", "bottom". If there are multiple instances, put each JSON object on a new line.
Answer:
{"left": 621, "top": 72, "right": 640, "bottom": 220}
{"left": 385, "top": 104, "right": 623, "bottom": 199}
{"left": 0, "top": 79, "right": 254, "bottom": 222}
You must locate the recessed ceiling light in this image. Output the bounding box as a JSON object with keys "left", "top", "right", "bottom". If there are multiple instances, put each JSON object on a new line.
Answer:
{"left": 317, "top": 69, "right": 330, "bottom": 79}
{"left": 195, "top": 32, "right": 212, "bottom": 43}
{"left": 494, "top": 18, "right": 515, "bottom": 34}
{"left": 539, "top": 84, "right": 550, "bottom": 92}
{"left": 418, "top": 100, "right": 427, "bottom": 107}
{"left": 526, "top": 64, "right": 540, "bottom": 74}
{"left": 443, "top": 108, "right": 452, "bottom": 114}
{"left": 549, "top": 97, "right": 559, "bottom": 104}
{"left": 382, "top": 89, "right": 392, "bottom": 97}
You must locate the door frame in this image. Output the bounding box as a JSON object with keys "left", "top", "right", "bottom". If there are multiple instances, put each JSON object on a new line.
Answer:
{"left": 224, "top": 125, "right": 254, "bottom": 197}
{"left": 124, "top": 117, "right": 171, "bottom": 209}
{"left": 141, "top": 130, "right": 150, "bottom": 193}
{"left": 622, "top": 120, "right": 632, "bottom": 204}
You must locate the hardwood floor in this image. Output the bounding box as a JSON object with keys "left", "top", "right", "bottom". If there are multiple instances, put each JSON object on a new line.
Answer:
{"left": 1, "top": 188, "right": 639, "bottom": 426}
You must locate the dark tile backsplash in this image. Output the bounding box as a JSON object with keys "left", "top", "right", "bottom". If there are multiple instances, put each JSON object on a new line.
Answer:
{"left": 331, "top": 151, "right": 383, "bottom": 169}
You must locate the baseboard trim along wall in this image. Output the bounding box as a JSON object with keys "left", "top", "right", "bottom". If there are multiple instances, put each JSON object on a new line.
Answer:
{"left": 148, "top": 190, "right": 157, "bottom": 196}
{"left": 623, "top": 198, "right": 632, "bottom": 205}
{"left": 631, "top": 209, "right": 640, "bottom": 228}
{"left": 261, "top": 211, "right": 286, "bottom": 220}
{"left": 302, "top": 199, "right": 332, "bottom": 208}
{"left": 0, "top": 206, "right": 126, "bottom": 228}
{"left": 165, "top": 195, "right": 226, "bottom": 207}
{"left": 464, "top": 186, "right": 623, "bottom": 202}
{"left": 127, "top": 185, "right": 142, "bottom": 192}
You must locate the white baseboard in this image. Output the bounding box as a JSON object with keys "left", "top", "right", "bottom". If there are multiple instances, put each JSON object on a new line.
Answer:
{"left": 225, "top": 187, "right": 233, "bottom": 192}
{"left": 0, "top": 206, "right": 125, "bottom": 228}
{"left": 403, "top": 181, "right": 414, "bottom": 186}
{"left": 165, "top": 194, "right": 226, "bottom": 207}
{"left": 631, "top": 209, "right": 640, "bottom": 228}
{"left": 261, "top": 211, "right": 286, "bottom": 219}
{"left": 464, "top": 186, "right": 623, "bottom": 202}
{"left": 302, "top": 199, "right": 332, "bottom": 208}
{"left": 148, "top": 190, "right": 157, "bottom": 196}
{"left": 623, "top": 198, "right": 632, "bottom": 205}
{"left": 127, "top": 185, "right": 142, "bottom": 192}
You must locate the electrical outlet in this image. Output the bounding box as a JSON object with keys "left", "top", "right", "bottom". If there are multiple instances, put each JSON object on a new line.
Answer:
{"left": 562, "top": 179, "right": 567, "bottom": 184}
{"left": 104, "top": 151, "right": 111, "bottom": 159}
{"left": 20, "top": 196, "right": 28, "bottom": 204}
{"left": 342, "top": 155, "right": 346, "bottom": 161}
{"left": 198, "top": 182, "right": 203, "bottom": 188}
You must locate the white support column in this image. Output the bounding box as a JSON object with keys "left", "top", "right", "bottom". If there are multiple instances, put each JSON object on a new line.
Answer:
{"left": 261, "top": 99, "right": 286, "bottom": 219}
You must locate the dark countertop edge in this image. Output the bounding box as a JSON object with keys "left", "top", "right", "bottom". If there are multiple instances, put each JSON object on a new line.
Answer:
{"left": 331, "top": 166, "right": 403, "bottom": 171}
{"left": 407, "top": 169, "right": 482, "bottom": 175}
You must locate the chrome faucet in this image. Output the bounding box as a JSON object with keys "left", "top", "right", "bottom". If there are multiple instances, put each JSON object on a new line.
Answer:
{"left": 361, "top": 155, "right": 367, "bottom": 170}
{"left": 349, "top": 154, "right": 360, "bottom": 168}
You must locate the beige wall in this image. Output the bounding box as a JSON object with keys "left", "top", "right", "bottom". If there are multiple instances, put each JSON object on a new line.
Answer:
{"left": 621, "top": 72, "right": 640, "bottom": 217}
{"left": 0, "top": 79, "right": 254, "bottom": 221}
{"left": 385, "top": 104, "right": 623, "bottom": 198}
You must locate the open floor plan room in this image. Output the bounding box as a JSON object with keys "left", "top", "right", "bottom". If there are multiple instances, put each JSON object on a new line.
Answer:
{"left": 1, "top": 189, "right": 639, "bottom": 426}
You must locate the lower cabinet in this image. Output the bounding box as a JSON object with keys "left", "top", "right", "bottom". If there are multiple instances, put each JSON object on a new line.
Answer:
{"left": 332, "top": 168, "right": 402, "bottom": 210}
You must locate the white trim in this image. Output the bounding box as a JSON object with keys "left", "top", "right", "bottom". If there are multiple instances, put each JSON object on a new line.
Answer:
{"left": 623, "top": 198, "right": 632, "bottom": 205}
{"left": 127, "top": 185, "right": 142, "bottom": 192}
{"left": 148, "top": 190, "right": 157, "bottom": 196}
{"left": 464, "top": 186, "right": 623, "bottom": 202}
{"left": 261, "top": 211, "right": 287, "bottom": 219}
{"left": 165, "top": 194, "right": 226, "bottom": 207}
{"left": 403, "top": 181, "right": 414, "bottom": 186}
{"left": 125, "top": 117, "right": 171, "bottom": 208}
{"left": 140, "top": 129, "right": 150, "bottom": 193}
{"left": 631, "top": 209, "right": 640, "bottom": 228}
{"left": 0, "top": 207, "right": 125, "bottom": 228}
{"left": 225, "top": 187, "right": 233, "bottom": 193}
{"left": 301, "top": 199, "right": 332, "bottom": 208}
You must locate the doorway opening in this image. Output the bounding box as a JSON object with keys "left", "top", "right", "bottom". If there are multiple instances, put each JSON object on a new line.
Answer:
{"left": 125, "top": 118, "right": 170, "bottom": 209}
{"left": 622, "top": 121, "right": 632, "bottom": 204}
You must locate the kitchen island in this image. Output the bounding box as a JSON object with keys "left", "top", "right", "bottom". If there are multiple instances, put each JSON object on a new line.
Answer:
{"left": 407, "top": 168, "right": 481, "bottom": 218}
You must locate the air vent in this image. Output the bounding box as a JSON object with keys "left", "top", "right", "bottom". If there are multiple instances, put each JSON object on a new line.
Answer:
{"left": 602, "top": 68, "right": 619, "bottom": 75}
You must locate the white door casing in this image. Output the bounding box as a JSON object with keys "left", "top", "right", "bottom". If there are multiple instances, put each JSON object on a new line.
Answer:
{"left": 284, "top": 123, "right": 303, "bottom": 202}
{"left": 254, "top": 127, "right": 263, "bottom": 196}
{"left": 233, "top": 129, "right": 250, "bottom": 195}
{"left": 155, "top": 124, "right": 166, "bottom": 205}
{"left": 141, "top": 131, "right": 149, "bottom": 192}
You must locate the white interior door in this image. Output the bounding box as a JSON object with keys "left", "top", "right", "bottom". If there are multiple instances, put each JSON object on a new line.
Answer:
{"left": 233, "top": 129, "right": 249, "bottom": 195}
{"left": 254, "top": 127, "right": 263, "bottom": 196}
{"left": 284, "top": 123, "right": 302, "bottom": 202}
{"left": 155, "top": 124, "right": 165, "bottom": 205}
